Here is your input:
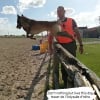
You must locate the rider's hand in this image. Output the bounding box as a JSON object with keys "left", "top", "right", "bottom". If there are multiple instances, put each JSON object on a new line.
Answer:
{"left": 79, "top": 45, "right": 84, "bottom": 54}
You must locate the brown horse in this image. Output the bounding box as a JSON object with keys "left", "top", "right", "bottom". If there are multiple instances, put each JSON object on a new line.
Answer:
{"left": 16, "top": 15, "right": 61, "bottom": 38}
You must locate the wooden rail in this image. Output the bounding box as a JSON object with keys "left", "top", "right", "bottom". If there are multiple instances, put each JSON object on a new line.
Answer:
{"left": 52, "top": 42, "right": 100, "bottom": 100}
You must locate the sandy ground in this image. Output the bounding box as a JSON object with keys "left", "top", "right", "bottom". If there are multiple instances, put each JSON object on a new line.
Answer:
{"left": 0, "top": 37, "right": 49, "bottom": 100}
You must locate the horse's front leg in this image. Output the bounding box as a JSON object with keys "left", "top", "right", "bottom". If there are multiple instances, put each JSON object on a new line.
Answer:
{"left": 28, "top": 34, "right": 36, "bottom": 40}
{"left": 30, "top": 35, "right": 36, "bottom": 40}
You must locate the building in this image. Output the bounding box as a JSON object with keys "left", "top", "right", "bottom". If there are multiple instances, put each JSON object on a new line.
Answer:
{"left": 79, "top": 26, "right": 100, "bottom": 38}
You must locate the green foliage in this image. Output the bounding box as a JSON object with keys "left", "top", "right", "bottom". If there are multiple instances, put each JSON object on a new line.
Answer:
{"left": 77, "top": 43, "right": 100, "bottom": 77}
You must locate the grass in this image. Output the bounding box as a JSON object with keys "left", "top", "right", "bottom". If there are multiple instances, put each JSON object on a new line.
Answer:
{"left": 77, "top": 43, "right": 100, "bottom": 77}
{"left": 82, "top": 38, "right": 100, "bottom": 42}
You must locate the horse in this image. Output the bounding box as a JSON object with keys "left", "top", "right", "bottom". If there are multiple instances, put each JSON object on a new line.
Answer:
{"left": 16, "top": 15, "right": 61, "bottom": 39}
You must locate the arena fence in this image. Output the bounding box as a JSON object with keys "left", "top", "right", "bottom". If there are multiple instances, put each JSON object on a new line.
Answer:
{"left": 44, "top": 42, "right": 100, "bottom": 100}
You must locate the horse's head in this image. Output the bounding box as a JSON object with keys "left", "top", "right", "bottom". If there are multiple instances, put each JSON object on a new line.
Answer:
{"left": 16, "top": 15, "right": 22, "bottom": 29}
{"left": 16, "top": 15, "right": 35, "bottom": 38}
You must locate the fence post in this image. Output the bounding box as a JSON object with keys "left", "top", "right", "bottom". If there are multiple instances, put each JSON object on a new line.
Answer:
{"left": 52, "top": 42, "right": 60, "bottom": 89}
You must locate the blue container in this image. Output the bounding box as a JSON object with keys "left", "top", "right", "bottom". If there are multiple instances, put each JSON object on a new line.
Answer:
{"left": 32, "top": 45, "right": 40, "bottom": 50}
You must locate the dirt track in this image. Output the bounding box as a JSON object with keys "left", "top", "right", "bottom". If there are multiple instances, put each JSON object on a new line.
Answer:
{"left": 0, "top": 37, "right": 49, "bottom": 100}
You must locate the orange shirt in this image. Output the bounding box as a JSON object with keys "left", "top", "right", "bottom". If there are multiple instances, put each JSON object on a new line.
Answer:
{"left": 56, "top": 18, "right": 76, "bottom": 43}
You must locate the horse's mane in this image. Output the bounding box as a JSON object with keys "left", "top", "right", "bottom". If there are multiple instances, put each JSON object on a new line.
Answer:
{"left": 22, "top": 15, "right": 56, "bottom": 24}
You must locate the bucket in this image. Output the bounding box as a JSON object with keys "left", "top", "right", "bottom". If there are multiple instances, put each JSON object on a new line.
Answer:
{"left": 44, "top": 40, "right": 48, "bottom": 49}
{"left": 32, "top": 45, "right": 40, "bottom": 50}
{"left": 40, "top": 40, "right": 48, "bottom": 53}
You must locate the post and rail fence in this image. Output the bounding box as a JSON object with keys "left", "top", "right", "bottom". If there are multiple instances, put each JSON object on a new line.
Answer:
{"left": 44, "top": 42, "right": 100, "bottom": 100}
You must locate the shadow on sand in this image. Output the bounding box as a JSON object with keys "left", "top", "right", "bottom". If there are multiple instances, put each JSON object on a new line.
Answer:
{"left": 24, "top": 53, "right": 47, "bottom": 100}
